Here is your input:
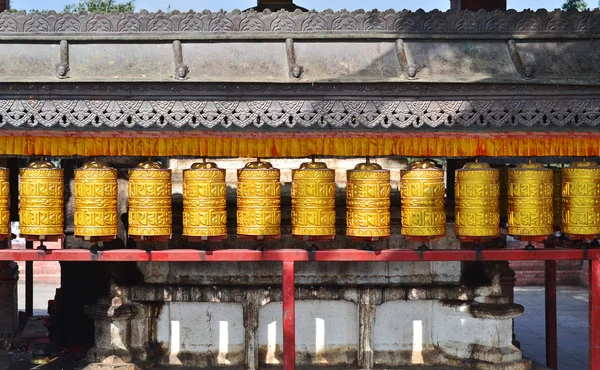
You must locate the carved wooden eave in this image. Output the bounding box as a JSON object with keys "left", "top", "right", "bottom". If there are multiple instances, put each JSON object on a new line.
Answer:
{"left": 0, "top": 8, "right": 600, "bottom": 158}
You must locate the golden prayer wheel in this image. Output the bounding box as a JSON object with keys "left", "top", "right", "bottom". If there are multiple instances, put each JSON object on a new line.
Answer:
{"left": 0, "top": 167, "right": 9, "bottom": 240}
{"left": 455, "top": 161, "right": 500, "bottom": 239}
{"left": 400, "top": 160, "right": 446, "bottom": 240}
{"left": 508, "top": 162, "right": 553, "bottom": 239}
{"left": 182, "top": 160, "right": 227, "bottom": 241}
{"left": 73, "top": 161, "right": 118, "bottom": 241}
{"left": 237, "top": 160, "right": 281, "bottom": 239}
{"left": 346, "top": 161, "right": 390, "bottom": 240}
{"left": 19, "top": 160, "right": 64, "bottom": 240}
{"left": 128, "top": 160, "right": 172, "bottom": 240}
{"left": 291, "top": 160, "right": 336, "bottom": 240}
{"left": 561, "top": 160, "right": 600, "bottom": 239}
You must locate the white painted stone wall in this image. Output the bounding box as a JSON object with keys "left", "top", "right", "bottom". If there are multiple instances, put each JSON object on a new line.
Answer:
{"left": 374, "top": 300, "right": 519, "bottom": 366}
{"left": 258, "top": 300, "right": 359, "bottom": 366}
{"left": 156, "top": 302, "right": 245, "bottom": 367}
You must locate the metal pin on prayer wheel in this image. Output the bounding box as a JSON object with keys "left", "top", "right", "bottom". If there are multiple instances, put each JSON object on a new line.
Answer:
{"left": 237, "top": 159, "right": 281, "bottom": 239}
{"left": 455, "top": 160, "right": 500, "bottom": 241}
{"left": 128, "top": 160, "right": 172, "bottom": 241}
{"left": 19, "top": 160, "right": 64, "bottom": 241}
{"left": 183, "top": 159, "right": 227, "bottom": 242}
{"left": 561, "top": 159, "right": 600, "bottom": 240}
{"left": 346, "top": 159, "right": 391, "bottom": 241}
{"left": 400, "top": 159, "right": 446, "bottom": 242}
{"left": 0, "top": 167, "right": 9, "bottom": 241}
{"left": 73, "top": 161, "right": 118, "bottom": 242}
{"left": 291, "top": 158, "right": 336, "bottom": 241}
{"left": 508, "top": 160, "right": 553, "bottom": 242}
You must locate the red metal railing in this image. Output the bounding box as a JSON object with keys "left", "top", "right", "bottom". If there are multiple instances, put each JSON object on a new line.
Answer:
{"left": 0, "top": 248, "right": 597, "bottom": 370}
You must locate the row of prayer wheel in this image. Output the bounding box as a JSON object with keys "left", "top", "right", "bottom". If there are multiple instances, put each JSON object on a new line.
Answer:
{"left": 3, "top": 158, "right": 600, "bottom": 243}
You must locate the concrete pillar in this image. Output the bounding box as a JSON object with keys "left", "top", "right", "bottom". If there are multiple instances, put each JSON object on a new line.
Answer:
{"left": 450, "top": 0, "right": 506, "bottom": 11}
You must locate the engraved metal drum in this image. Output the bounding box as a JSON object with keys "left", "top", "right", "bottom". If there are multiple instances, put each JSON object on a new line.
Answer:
{"left": 0, "top": 167, "right": 9, "bottom": 240}
{"left": 561, "top": 160, "right": 600, "bottom": 238}
{"left": 128, "top": 161, "right": 172, "bottom": 238}
{"left": 346, "top": 162, "right": 390, "bottom": 239}
{"left": 291, "top": 161, "right": 335, "bottom": 240}
{"left": 455, "top": 161, "right": 499, "bottom": 238}
{"left": 19, "top": 160, "right": 64, "bottom": 239}
{"left": 183, "top": 161, "right": 227, "bottom": 240}
{"left": 237, "top": 160, "right": 281, "bottom": 238}
{"left": 508, "top": 162, "right": 553, "bottom": 238}
{"left": 74, "top": 161, "right": 118, "bottom": 240}
{"left": 400, "top": 160, "right": 446, "bottom": 238}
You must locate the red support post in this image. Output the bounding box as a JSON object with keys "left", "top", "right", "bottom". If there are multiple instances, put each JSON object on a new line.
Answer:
{"left": 590, "top": 257, "right": 600, "bottom": 370}
{"left": 282, "top": 260, "right": 296, "bottom": 370}
{"left": 545, "top": 259, "right": 557, "bottom": 370}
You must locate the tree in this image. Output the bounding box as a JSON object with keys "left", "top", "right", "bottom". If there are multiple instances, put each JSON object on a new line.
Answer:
{"left": 562, "top": 0, "right": 588, "bottom": 10}
{"left": 63, "top": 0, "right": 134, "bottom": 13}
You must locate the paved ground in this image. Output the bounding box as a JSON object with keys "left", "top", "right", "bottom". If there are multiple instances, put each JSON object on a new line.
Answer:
{"left": 514, "top": 286, "right": 589, "bottom": 370}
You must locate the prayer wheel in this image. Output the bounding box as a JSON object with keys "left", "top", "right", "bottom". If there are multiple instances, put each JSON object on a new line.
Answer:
{"left": 561, "top": 160, "right": 600, "bottom": 239}
{"left": 74, "top": 161, "right": 118, "bottom": 241}
{"left": 455, "top": 161, "right": 500, "bottom": 239}
{"left": 237, "top": 160, "right": 281, "bottom": 238}
{"left": 346, "top": 161, "right": 390, "bottom": 240}
{"left": 182, "top": 160, "right": 227, "bottom": 241}
{"left": 400, "top": 160, "right": 446, "bottom": 239}
{"left": 128, "top": 160, "right": 172, "bottom": 240}
{"left": 0, "top": 167, "right": 9, "bottom": 240}
{"left": 508, "top": 162, "right": 553, "bottom": 239}
{"left": 291, "top": 160, "right": 336, "bottom": 240}
{"left": 19, "top": 160, "right": 64, "bottom": 240}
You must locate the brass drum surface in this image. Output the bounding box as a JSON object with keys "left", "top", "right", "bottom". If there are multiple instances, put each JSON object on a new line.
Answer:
{"left": 455, "top": 166, "right": 500, "bottom": 237}
{"left": 74, "top": 167, "right": 118, "bottom": 238}
{"left": 0, "top": 168, "right": 9, "bottom": 238}
{"left": 237, "top": 167, "right": 281, "bottom": 236}
{"left": 128, "top": 168, "right": 172, "bottom": 237}
{"left": 183, "top": 168, "right": 227, "bottom": 238}
{"left": 508, "top": 166, "right": 553, "bottom": 237}
{"left": 561, "top": 162, "right": 600, "bottom": 237}
{"left": 346, "top": 169, "right": 391, "bottom": 238}
{"left": 19, "top": 168, "right": 64, "bottom": 237}
{"left": 291, "top": 168, "right": 336, "bottom": 237}
{"left": 400, "top": 168, "right": 446, "bottom": 237}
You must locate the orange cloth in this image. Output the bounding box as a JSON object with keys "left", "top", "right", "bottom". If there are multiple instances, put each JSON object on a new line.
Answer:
{"left": 0, "top": 131, "right": 598, "bottom": 157}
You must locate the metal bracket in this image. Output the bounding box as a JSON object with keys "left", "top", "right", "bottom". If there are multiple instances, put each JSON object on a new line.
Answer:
{"left": 56, "top": 40, "right": 69, "bottom": 79}
{"left": 172, "top": 40, "right": 189, "bottom": 80}
{"left": 285, "top": 38, "right": 303, "bottom": 79}
{"left": 507, "top": 39, "right": 534, "bottom": 79}
{"left": 395, "top": 39, "right": 418, "bottom": 80}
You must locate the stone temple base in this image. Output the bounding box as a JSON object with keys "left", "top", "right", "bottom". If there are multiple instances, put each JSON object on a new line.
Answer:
{"left": 84, "top": 276, "right": 530, "bottom": 370}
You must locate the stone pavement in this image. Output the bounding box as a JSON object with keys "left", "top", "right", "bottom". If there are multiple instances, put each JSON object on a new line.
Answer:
{"left": 515, "top": 286, "right": 589, "bottom": 370}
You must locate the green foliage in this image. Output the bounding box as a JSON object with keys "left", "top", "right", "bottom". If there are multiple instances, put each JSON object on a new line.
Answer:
{"left": 63, "top": 0, "right": 135, "bottom": 13}
{"left": 562, "top": 0, "right": 588, "bottom": 10}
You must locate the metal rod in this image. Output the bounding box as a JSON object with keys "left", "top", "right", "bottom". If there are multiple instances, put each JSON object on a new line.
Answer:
{"left": 590, "top": 257, "right": 600, "bottom": 370}
{"left": 282, "top": 260, "right": 295, "bottom": 370}
{"left": 0, "top": 248, "right": 597, "bottom": 262}
{"left": 25, "top": 240, "right": 33, "bottom": 317}
{"left": 545, "top": 259, "right": 557, "bottom": 370}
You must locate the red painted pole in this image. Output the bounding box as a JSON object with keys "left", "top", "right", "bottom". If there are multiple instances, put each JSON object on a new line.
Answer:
{"left": 282, "top": 261, "right": 296, "bottom": 370}
{"left": 590, "top": 257, "right": 600, "bottom": 370}
{"left": 545, "top": 259, "right": 557, "bottom": 370}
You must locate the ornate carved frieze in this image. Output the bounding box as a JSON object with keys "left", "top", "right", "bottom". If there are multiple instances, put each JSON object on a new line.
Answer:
{"left": 0, "top": 9, "right": 599, "bottom": 35}
{"left": 0, "top": 99, "right": 599, "bottom": 130}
